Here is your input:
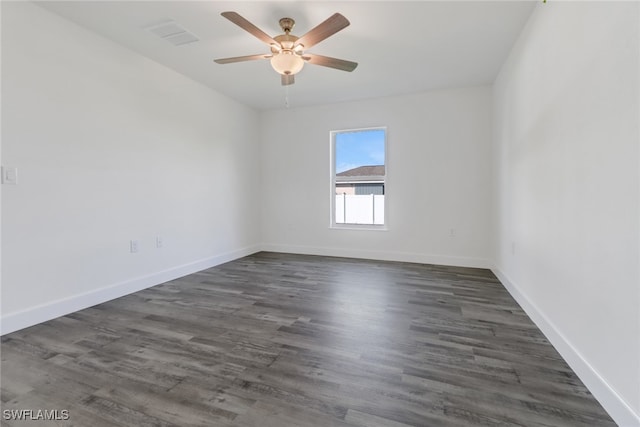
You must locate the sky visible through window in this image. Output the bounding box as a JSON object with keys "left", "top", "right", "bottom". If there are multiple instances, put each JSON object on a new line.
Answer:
{"left": 335, "top": 129, "right": 385, "bottom": 174}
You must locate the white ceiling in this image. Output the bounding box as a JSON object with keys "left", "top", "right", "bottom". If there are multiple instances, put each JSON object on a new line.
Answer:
{"left": 36, "top": 1, "right": 536, "bottom": 111}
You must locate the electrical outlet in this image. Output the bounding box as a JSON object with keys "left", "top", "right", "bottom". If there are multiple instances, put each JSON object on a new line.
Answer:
{"left": 156, "top": 236, "right": 163, "bottom": 248}
{"left": 130, "top": 240, "right": 139, "bottom": 253}
{"left": 449, "top": 228, "right": 456, "bottom": 238}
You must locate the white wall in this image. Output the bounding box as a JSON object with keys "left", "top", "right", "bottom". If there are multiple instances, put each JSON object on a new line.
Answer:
{"left": 3, "top": 2, "right": 637, "bottom": 424}
{"left": 493, "top": 2, "right": 639, "bottom": 425}
{"left": 260, "top": 87, "right": 493, "bottom": 267}
{"left": 1, "top": 2, "right": 261, "bottom": 333}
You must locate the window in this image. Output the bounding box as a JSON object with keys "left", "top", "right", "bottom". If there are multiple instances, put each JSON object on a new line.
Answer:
{"left": 330, "top": 127, "right": 386, "bottom": 228}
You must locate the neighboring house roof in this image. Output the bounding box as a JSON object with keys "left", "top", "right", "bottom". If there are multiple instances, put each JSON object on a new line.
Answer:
{"left": 337, "top": 165, "right": 385, "bottom": 177}
{"left": 336, "top": 165, "right": 385, "bottom": 184}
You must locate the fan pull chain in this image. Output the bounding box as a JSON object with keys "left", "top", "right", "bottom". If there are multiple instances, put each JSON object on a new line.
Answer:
{"left": 284, "top": 84, "right": 290, "bottom": 108}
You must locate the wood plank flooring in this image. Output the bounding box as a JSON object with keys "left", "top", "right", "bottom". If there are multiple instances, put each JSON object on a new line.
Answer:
{"left": 1, "top": 252, "right": 615, "bottom": 426}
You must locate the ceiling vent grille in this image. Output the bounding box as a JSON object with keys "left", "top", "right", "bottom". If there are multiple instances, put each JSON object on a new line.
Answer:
{"left": 146, "top": 21, "right": 199, "bottom": 46}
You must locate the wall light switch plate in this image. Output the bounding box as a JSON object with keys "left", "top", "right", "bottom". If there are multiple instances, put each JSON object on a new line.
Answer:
{"left": 1, "top": 166, "right": 18, "bottom": 185}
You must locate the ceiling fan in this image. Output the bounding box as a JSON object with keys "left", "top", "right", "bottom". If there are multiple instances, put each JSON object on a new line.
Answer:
{"left": 214, "top": 12, "right": 358, "bottom": 86}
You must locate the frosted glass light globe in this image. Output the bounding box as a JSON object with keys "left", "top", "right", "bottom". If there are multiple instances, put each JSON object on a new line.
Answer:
{"left": 270, "top": 51, "right": 304, "bottom": 75}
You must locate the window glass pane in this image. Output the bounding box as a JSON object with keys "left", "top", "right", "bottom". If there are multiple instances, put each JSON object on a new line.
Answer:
{"left": 335, "top": 129, "right": 385, "bottom": 173}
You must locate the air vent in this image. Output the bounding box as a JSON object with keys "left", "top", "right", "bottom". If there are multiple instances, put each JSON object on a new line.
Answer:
{"left": 146, "top": 21, "right": 199, "bottom": 46}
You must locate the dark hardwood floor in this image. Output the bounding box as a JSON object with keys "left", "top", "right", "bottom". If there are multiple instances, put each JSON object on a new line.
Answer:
{"left": 1, "top": 252, "right": 615, "bottom": 426}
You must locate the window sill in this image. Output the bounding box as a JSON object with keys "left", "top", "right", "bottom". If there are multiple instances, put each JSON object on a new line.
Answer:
{"left": 330, "top": 224, "right": 388, "bottom": 231}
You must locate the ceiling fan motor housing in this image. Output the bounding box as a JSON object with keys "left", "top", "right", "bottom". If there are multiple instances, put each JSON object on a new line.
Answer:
{"left": 271, "top": 34, "right": 300, "bottom": 52}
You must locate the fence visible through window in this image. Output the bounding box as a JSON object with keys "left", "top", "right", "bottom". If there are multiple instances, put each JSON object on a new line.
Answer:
{"left": 335, "top": 194, "right": 385, "bottom": 225}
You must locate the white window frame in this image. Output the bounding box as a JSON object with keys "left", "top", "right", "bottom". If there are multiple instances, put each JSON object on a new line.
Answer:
{"left": 329, "top": 126, "right": 388, "bottom": 231}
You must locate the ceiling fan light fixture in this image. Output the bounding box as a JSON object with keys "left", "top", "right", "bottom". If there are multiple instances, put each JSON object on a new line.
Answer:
{"left": 270, "top": 51, "right": 304, "bottom": 75}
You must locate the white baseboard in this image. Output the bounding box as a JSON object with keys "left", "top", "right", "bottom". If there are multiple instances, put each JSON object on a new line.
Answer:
{"left": 261, "top": 243, "right": 491, "bottom": 269}
{"left": 492, "top": 267, "right": 640, "bottom": 427}
{"left": 0, "top": 245, "right": 260, "bottom": 336}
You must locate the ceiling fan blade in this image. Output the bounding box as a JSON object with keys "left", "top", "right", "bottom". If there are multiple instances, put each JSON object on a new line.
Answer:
{"left": 214, "top": 54, "right": 271, "bottom": 64}
{"left": 221, "top": 11, "right": 278, "bottom": 46}
{"left": 303, "top": 54, "right": 357, "bottom": 72}
{"left": 295, "top": 13, "right": 350, "bottom": 49}
{"left": 281, "top": 74, "right": 295, "bottom": 86}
